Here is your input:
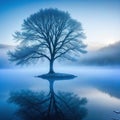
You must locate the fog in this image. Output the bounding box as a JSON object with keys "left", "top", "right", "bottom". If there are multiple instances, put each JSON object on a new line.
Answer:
{"left": 1, "top": 41, "right": 120, "bottom": 69}
{"left": 79, "top": 40, "right": 120, "bottom": 66}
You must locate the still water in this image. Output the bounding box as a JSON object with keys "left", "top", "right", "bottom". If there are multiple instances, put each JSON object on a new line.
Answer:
{"left": 0, "top": 67, "right": 120, "bottom": 120}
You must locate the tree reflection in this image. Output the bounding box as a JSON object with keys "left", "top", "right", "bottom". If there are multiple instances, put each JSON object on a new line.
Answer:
{"left": 8, "top": 79, "right": 87, "bottom": 120}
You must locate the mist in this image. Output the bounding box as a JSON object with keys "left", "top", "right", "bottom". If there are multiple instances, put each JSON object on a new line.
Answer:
{"left": 79, "top": 40, "right": 120, "bottom": 66}
{"left": 1, "top": 41, "right": 120, "bottom": 69}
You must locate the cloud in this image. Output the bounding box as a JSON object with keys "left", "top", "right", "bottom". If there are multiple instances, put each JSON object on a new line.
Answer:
{"left": 0, "top": 44, "right": 14, "bottom": 49}
{"left": 80, "top": 40, "right": 120, "bottom": 65}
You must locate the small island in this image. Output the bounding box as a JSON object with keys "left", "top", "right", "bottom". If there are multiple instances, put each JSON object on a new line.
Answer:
{"left": 37, "top": 73, "right": 76, "bottom": 80}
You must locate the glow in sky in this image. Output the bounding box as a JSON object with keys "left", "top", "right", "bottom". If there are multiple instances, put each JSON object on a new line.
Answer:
{"left": 0, "top": 0, "right": 120, "bottom": 50}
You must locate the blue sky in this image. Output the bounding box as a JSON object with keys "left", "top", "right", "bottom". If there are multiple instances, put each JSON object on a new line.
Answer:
{"left": 0, "top": 0, "right": 120, "bottom": 50}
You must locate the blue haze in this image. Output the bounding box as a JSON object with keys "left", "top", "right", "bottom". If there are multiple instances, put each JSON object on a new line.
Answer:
{"left": 0, "top": 1, "right": 120, "bottom": 120}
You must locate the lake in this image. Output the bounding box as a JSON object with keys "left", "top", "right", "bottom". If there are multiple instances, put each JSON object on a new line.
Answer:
{"left": 0, "top": 67, "right": 120, "bottom": 120}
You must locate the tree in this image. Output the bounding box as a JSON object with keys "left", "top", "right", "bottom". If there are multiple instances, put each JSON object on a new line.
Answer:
{"left": 9, "top": 8, "right": 87, "bottom": 73}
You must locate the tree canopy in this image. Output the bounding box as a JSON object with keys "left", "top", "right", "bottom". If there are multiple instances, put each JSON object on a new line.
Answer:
{"left": 9, "top": 8, "right": 87, "bottom": 73}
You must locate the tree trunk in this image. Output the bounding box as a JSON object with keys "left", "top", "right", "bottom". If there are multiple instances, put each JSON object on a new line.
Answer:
{"left": 49, "top": 60, "right": 54, "bottom": 74}
{"left": 49, "top": 80, "right": 54, "bottom": 93}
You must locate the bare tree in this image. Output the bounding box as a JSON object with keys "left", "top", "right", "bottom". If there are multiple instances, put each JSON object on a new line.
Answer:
{"left": 9, "top": 8, "right": 87, "bottom": 73}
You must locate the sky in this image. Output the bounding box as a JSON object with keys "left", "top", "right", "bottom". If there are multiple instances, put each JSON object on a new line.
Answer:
{"left": 0, "top": 0, "right": 120, "bottom": 51}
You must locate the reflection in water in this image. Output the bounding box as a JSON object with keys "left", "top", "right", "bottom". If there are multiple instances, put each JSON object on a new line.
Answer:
{"left": 8, "top": 78, "right": 87, "bottom": 120}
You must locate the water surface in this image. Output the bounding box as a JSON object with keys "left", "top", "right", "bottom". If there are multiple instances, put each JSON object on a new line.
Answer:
{"left": 0, "top": 67, "right": 120, "bottom": 120}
